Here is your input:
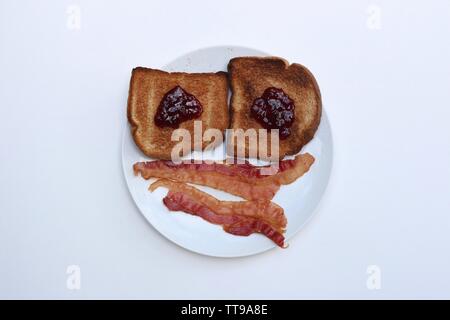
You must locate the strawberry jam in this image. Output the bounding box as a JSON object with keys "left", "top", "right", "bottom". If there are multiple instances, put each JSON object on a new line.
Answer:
{"left": 154, "top": 86, "right": 203, "bottom": 128}
{"left": 250, "top": 87, "right": 295, "bottom": 139}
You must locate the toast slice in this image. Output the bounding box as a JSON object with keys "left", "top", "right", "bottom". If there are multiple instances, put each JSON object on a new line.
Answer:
{"left": 127, "top": 67, "right": 229, "bottom": 159}
{"left": 227, "top": 57, "right": 322, "bottom": 159}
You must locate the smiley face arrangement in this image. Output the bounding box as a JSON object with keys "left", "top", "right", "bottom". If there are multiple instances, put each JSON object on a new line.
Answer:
{"left": 127, "top": 55, "right": 322, "bottom": 249}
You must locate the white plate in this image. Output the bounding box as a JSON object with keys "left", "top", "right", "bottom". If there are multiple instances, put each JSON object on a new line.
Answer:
{"left": 122, "top": 46, "right": 333, "bottom": 257}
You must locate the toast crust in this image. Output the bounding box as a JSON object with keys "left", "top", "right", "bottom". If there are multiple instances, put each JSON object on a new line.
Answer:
{"left": 127, "top": 67, "right": 229, "bottom": 159}
{"left": 227, "top": 57, "right": 322, "bottom": 159}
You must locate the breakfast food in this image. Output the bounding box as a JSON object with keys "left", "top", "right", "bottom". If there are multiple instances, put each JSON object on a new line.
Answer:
{"left": 128, "top": 54, "right": 322, "bottom": 249}
{"left": 150, "top": 179, "right": 286, "bottom": 247}
{"left": 133, "top": 153, "right": 315, "bottom": 201}
{"left": 227, "top": 56, "right": 322, "bottom": 159}
{"left": 127, "top": 67, "right": 229, "bottom": 159}
{"left": 136, "top": 162, "right": 280, "bottom": 200}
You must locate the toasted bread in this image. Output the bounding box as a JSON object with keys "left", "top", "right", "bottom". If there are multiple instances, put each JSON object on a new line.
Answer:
{"left": 227, "top": 57, "right": 322, "bottom": 159}
{"left": 127, "top": 67, "right": 229, "bottom": 159}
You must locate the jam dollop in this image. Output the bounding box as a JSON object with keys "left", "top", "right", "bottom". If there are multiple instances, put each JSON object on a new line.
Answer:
{"left": 154, "top": 86, "right": 203, "bottom": 128}
{"left": 250, "top": 87, "right": 295, "bottom": 139}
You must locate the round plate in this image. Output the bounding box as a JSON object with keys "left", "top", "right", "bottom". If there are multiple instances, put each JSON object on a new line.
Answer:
{"left": 122, "top": 46, "right": 333, "bottom": 257}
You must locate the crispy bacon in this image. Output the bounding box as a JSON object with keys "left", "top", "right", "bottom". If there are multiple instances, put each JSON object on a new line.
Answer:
{"left": 163, "top": 192, "right": 242, "bottom": 226}
{"left": 150, "top": 179, "right": 286, "bottom": 231}
{"left": 223, "top": 220, "right": 285, "bottom": 248}
{"left": 265, "top": 153, "right": 315, "bottom": 185}
{"left": 162, "top": 190, "right": 285, "bottom": 248}
{"left": 133, "top": 153, "right": 314, "bottom": 200}
{"left": 135, "top": 163, "right": 279, "bottom": 201}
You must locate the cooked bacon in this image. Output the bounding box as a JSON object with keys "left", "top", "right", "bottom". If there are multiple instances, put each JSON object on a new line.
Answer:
{"left": 135, "top": 163, "right": 279, "bottom": 201}
{"left": 265, "top": 153, "right": 315, "bottom": 185}
{"left": 163, "top": 192, "right": 242, "bottom": 226}
{"left": 223, "top": 220, "right": 285, "bottom": 248}
{"left": 150, "top": 179, "right": 286, "bottom": 231}
{"left": 133, "top": 153, "right": 314, "bottom": 200}
{"left": 162, "top": 190, "right": 285, "bottom": 248}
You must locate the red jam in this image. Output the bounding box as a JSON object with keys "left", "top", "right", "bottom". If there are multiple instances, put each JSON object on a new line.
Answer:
{"left": 154, "top": 86, "right": 203, "bottom": 128}
{"left": 250, "top": 87, "right": 295, "bottom": 139}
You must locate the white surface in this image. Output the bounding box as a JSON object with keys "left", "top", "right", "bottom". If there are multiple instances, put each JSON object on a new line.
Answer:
{"left": 122, "top": 46, "right": 333, "bottom": 257}
{"left": 0, "top": 0, "right": 449, "bottom": 299}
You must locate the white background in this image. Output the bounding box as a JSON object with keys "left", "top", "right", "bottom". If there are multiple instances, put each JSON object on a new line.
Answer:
{"left": 1, "top": 0, "right": 449, "bottom": 299}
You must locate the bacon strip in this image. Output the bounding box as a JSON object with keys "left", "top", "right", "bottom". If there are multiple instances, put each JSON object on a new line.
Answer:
{"left": 150, "top": 179, "right": 286, "bottom": 231}
{"left": 265, "top": 153, "right": 315, "bottom": 185}
{"left": 135, "top": 163, "right": 279, "bottom": 201}
{"left": 133, "top": 153, "right": 314, "bottom": 200}
{"left": 162, "top": 190, "right": 285, "bottom": 248}
{"left": 223, "top": 220, "right": 285, "bottom": 248}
